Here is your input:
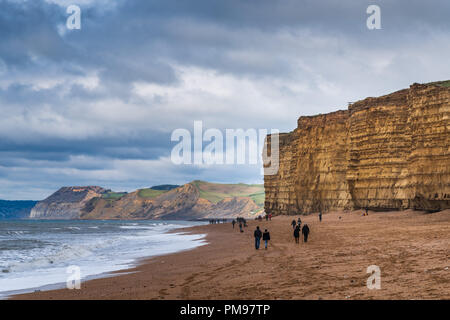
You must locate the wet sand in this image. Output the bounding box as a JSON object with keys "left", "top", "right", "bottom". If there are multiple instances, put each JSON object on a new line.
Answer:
{"left": 12, "top": 209, "right": 450, "bottom": 300}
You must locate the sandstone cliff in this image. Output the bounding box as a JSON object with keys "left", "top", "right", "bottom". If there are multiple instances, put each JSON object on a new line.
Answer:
{"left": 264, "top": 81, "right": 450, "bottom": 214}
{"left": 30, "top": 186, "right": 108, "bottom": 219}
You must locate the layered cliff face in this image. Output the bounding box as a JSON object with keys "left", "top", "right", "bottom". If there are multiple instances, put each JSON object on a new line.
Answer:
{"left": 30, "top": 186, "right": 108, "bottom": 219}
{"left": 347, "top": 89, "right": 410, "bottom": 210}
{"left": 265, "top": 111, "right": 352, "bottom": 214}
{"left": 407, "top": 83, "right": 450, "bottom": 210}
{"left": 264, "top": 82, "right": 450, "bottom": 214}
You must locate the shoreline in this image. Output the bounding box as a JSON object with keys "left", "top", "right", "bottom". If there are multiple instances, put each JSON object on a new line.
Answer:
{"left": 11, "top": 221, "right": 221, "bottom": 300}
{"left": 2, "top": 221, "right": 207, "bottom": 300}
{"left": 11, "top": 210, "right": 450, "bottom": 300}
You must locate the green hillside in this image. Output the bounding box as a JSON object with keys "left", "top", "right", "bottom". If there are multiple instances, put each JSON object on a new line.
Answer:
{"left": 95, "top": 182, "right": 265, "bottom": 208}
{"left": 101, "top": 188, "right": 169, "bottom": 201}
{"left": 138, "top": 188, "right": 167, "bottom": 199}
{"left": 150, "top": 184, "right": 180, "bottom": 191}
{"left": 428, "top": 80, "right": 450, "bottom": 87}
{"left": 190, "top": 180, "right": 264, "bottom": 205}
{"left": 102, "top": 192, "right": 128, "bottom": 200}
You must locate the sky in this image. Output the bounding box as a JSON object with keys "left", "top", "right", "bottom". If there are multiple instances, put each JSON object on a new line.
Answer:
{"left": 1, "top": 0, "right": 450, "bottom": 200}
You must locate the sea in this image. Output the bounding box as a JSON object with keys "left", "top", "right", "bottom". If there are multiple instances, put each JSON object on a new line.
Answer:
{"left": 0, "top": 219, "right": 207, "bottom": 298}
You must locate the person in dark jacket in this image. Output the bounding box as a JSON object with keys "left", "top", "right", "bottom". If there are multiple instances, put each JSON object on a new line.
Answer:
{"left": 254, "top": 226, "right": 262, "bottom": 249}
{"left": 302, "top": 224, "right": 310, "bottom": 243}
{"left": 319, "top": 211, "right": 322, "bottom": 222}
{"left": 297, "top": 217, "right": 302, "bottom": 227}
{"left": 291, "top": 219, "right": 297, "bottom": 229}
{"left": 293, "top": 225, "right": 300, "bottom": 244}
{"left": 239, "top": 222, "right": 243, "bottom": 233}
{"left": 262, "top": 229, "right": 271, "bottom": 249}
{"left": 232, "top": 219, "right": 236, "bottom": 229}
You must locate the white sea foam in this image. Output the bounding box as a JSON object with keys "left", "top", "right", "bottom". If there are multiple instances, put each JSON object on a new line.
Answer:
{"left": 6, "top": 231, "right": 28, "bottom": 236}
{"left": 0, "top": 220, "right": 206, "bottom": 297}
{"left": 119, "top": 225, "right": 155, "bottom": 230}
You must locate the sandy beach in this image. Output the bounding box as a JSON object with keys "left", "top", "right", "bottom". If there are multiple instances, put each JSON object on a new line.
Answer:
{"left": 12, "top": 209, "right": 450, "bottom": 300}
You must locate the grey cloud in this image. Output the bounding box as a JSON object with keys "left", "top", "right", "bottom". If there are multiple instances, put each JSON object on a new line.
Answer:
{"left": 1, "top": 0, "right": 450, "bottom": 199}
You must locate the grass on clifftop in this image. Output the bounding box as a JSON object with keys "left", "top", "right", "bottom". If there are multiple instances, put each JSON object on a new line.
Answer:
{"left": 249, "top": 192, "right": 265, "bottom": 206}
{"left": 428, "top": 80, "right": 450, "bottom": 87}
{"left": 102, "top": 192, "right": 127, "bottom": 200}
{"left": 191, "top": 180, "right": 264, "bottom": 205}
{"left": 137, "top": 188, "right": 167, "bottom": 199}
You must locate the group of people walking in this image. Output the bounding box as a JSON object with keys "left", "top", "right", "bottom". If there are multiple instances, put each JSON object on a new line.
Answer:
{"left": 209, "top": 219, "right": 227, "bottom": 224}
{"left": 255, "top": 214, "right": 272, "bottom": 222}
{"left": 292, "top": 218, "right": 310, "bottom": 243}
{"left": 234, "top": 216, "right": 273, "bottom": 250}
{"left": 233, "top": 210, "right": 324, "bottom": 250}
{"left": 232, "top": 217, "right": 248, "bottom": 233}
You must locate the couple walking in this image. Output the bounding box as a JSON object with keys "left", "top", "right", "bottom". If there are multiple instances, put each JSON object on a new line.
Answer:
{"left": 293, "top": 223, "right": 310, "bottom": 243}
{"left": 254, "top": 226, "right": 270, "bottom": 250}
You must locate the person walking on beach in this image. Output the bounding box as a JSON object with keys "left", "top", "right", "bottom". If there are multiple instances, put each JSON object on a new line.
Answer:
{"left": 302, "top": 224, "right": 310, "bottom": 243}
{"left": 293, "top": 225, "right": 300, "bottom": 244}
{"left": 232, "top": 219, "right": 236, "bottom": 229}
{"left": 319, "top": 211, "right": 322, "bottom": 222}
{"left": 269, "top": 214, "right": 272, "bottom": 221}
{"left": 297, "top": 217, "right": 302, "bottom": 227}
{"left": 254, "top": 226, "right": 262, "bottom": 250}
{"left": 263, "top": 229, "right": 271, "bottom": 249}
{"left": 291, "top": 219, "right": 297, "bottom": 229}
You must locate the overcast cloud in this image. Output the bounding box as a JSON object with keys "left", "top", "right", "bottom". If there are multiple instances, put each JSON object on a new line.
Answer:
{"left": 1, "top": 0, "right": 450, "bottom": 199}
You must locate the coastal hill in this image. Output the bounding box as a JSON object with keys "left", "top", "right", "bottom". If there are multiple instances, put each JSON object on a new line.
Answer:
{"left": 29, "top": 181, "right": 264, "bottom": 220}
{"left": 30, "top": 186, "right": 108, "bottom": 219}
{"left": 264, "top": 81, "right": 450, "bottom": 215}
